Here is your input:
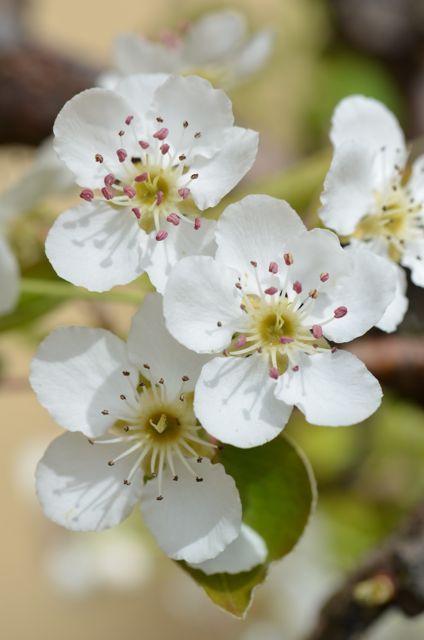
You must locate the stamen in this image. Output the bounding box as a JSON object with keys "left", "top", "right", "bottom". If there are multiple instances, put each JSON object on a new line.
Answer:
{"left": 153, "top": 128, "right": 169, "bottom": 140}
{"left": 178, "top": 187, "right": 190, "bottom": 199}
{"left": 311, "top": 324, "right": 323, "bottom": 338}
{"left": 116, "top": 148, "right": 127, "bottom": 162}
{"left": 334, "top": 306, "right": 348, "bottom": 318}
{"left": 80, "top": 189, "right": 94, "bottom": 202}
{"left": 269, "top": 261, "right": 279, "bottom": 274}
{"left": 284, "top": 253, "right": 293, "bottom": 265}
{"left": 269, "top": 367, "right": 279, "bottom": 380}
{"left": 264, "top": 287, "right": 279, "bottom": 295}
{"left": 156, "top": 230, "right": 168, "bottom": 241}
{"left": 167, "top": 213, "right": 180, "bottom": 226}
{"left": 293, "top": 281, "right": 302, "bottom": 294}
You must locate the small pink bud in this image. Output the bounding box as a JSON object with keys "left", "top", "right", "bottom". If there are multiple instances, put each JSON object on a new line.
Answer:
{"left": 135, "top": 172, "right": 148, "bottom": 182}
{"left": 132, "top": 207, "right": 141, "bottom": 219}
{"left": 284, "top": 253, "right": 293, "bottom": 266}
{"left": 269, "top": 261, "right": 279, "bottom": 274}
{"left": 101, "top": 186, "right": 114, "bottom": 200}
{"left": 138, "top": 140, "right": 149, "bottom": 150}
{"left": 155, "top": 191, "right": 164, "bottom": 206}
{"left": 235, "top": 335, "right": 247, "bottom": 348}
{"left": 123, "top": 185, "right": 136, "bottom": 198}
{"left": 153, "top": 127, "right": 169, "bottom": 140}
{"left": 104, "top": 173, "right": 115, "bottom": 187}
{"left": 116, "top": 148, "right": 127, "bottom": 162}
{"left": 269, "top": 367, "right": 279, "bottom": 380}
{"left": 264, "top": 287, "right": 279, "bottom": 295}
{"left": 334, "top": 306, "right": 348, "bottom": 318}
{"left": 156, "top": 230, "right": 168, "bottom": 241}
{"left": 160, "top": 143, "right": 170, "bottom": 155}
{"left": 167, "top": 213, "right": 180, "bottom": 226}
{"left": 178, "top": 187, "right": 190, "bottom": 200}
{"left": 293, "top": 281, "right": 302, "bottom": 294}
{"left": 320, "top": 272, "right": 329, "bottom": 283}
{"left": 125, "top": 115, "right": 134, "bottom": 125}
{"left": 80, "top": 189, "right": 94, "bottom": 202}
{"left": 279, "top": 336, "right": 294, "bottom": 344}
{"left": 194, "top": 217, "right": 201, "bottom": 230}
{"left": 311, "top": 324, "right": 323, "bottom": 339}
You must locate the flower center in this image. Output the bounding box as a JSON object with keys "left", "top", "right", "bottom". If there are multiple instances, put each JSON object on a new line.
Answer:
{"left": 221, "top": 260, "right": 348, "bottom": 380}
{"left": 92, "top": 373, "right": 215, "bottom": 499}
{"left": 352, "top": 181, "right": 423, "bottom": 261}
{"left": 79, "top": 116, "right": 203, "bottom": 241}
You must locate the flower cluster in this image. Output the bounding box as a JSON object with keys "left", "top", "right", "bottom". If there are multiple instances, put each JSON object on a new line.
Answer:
{"left": 22, "top": 9, "right": 424, "bottom": 594}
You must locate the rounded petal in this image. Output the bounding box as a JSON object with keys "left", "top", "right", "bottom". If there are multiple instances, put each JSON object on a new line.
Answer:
{"left": 164, "top": 256, "right": 243, "bottom": 353}
{"left": 148, "top": 75, "right": 234, "bottom": 159}
{"left": 189, "top": 127, "right": 258, "bottom": 209}
{"left": 231, "top": 30, "right": 274, "bottom": 80}
{"left": 376, "top": 263, "right": 408, "bottom": 332}
{"left": 113, "top": 34, "right": 180, "bottom": 74}
{"left": 0, "top": 237, "right": 19, "bottom": 315}
{"left": 182, "top": 10, "right": 247, "bottom": 65}
{"left": 141, "top": 217, "right": 217, "bottom": 294}
{"left": 128, "top": 293, "right": 210, "bottom": 396}
{"left": 330, "top": 95, "right": 406, "bottom": 169}
{"left": 140, "top": 458, "right": 241, "bottom": 563}
{"left": 189, "top": 524, "right": 267, "bottom": 575}
{"left": 53, "top": 87, "right": 136, "bottom": 187}
{"left": 275, "top": 350, "right": 382, "bottom": 426}
{"left": 194, "top": 355, "right": 291, "bottom": 448}
{"left": 36, "top": 432, "right": 143, "bottom": 531}
{"left": 408, "top": 154, "right": 424, "bottom": 203}
{"left": 319, "top": 142, "right": 376, "bottom": 235}
{"left": 45, "top": 202, "right": 146, "bottom": 292}
{"left": 30, "top": 327, "right": 138, "bottom": 438}
{"left": 216, "top": 194, "right": 305, "bottom": 277}
{"left": 114, "top": 73, "right": 170, "bottom": 116}
{"left": 321, "top": 247, "right": 397, "bottom": 343}
{"left": 402, "top": 241, "right": 424, "bottom": 286}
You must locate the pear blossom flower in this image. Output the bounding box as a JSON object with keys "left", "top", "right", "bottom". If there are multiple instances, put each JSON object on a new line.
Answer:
{"left": 163, "top": 195, "right": 395, "bottom": 448}
{"left": 112, "top": 10, "right": 273, "bottom": 90}
{"left": 31, "top": 294, "right": 243, "bottom": 565}
{"left": 0, "top": 236, "right": 19, "bottom": 315}
{"left": 46, "top": 73, "right": 258, "bottom": 293}
{"left": 320, "top": 95, "right": 424, "bottom": 331}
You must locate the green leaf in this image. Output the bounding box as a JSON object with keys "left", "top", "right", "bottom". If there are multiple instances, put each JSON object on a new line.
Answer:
{"left": 181, "top": 435, "right": 315, "bottom": 617}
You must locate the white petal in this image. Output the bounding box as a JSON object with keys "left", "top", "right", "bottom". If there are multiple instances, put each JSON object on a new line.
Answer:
{"left": 0, "top": 237, "right": 19, "bottom": 315}
{"left": 128, "top": 293, "right": 210, "bottom": 397}
{"left": 402, "top": 240, "right": 424, "bottom": 286}
{"left": 53, "top": 88, "right": 136, "bottom": 187}
{"left": 30, "top": 327, "right": 138, "bottom": 438}
{"left": 408, "top": 154, "right": 424, "bottom": 203}
{"left": 276, "top": 350, "right": 382, "bottom": 426}
{"left": 164, "top": 256, "right": 243, "bottom": 353}
{"left": 141, "top": 217, "right": 217, "bottom": 294}
{"left": 330, "top": 95, "right": 406, "bottom": 173}
{"left": 376, "top": 263, "right": 408, "bottom": 332}
{"left": 216, "top": 194, "right": 305, "bottom": 278}
{"left": 319, "top": 141, "right": 376, "bottom": 235}
{"left": 113, "top": 34, "right": 180, "bottom": 74}
{"left": 231, "top": 31, "right": 274, "bottom": 80}
{"left": 182, "top": 10, "right": 247, "bottom": 65}
{"left": 321, "top": 247, "right": 397, "bottom": 343}
{"left": 36, "top": 432, "right": 143, "bottom": 531}
{"left": 194, "top": 355, "right": 291, "bottom": 448}
{"left": 148, "top": 75, "right": 234, "bottom": 159}
{"left": 113, "top": 73, "right": 170, "bottom": 116}
{"left": 45, "top": 202, "right": 146, "bottom": 292}
{"left": 286, "top": 228, "right": 351, "bottom": 298}
{"left": 189, "top": 524, "right": 267, "bottom": 575}
{"left": 140, "top": 458, "right": 241, "bottom": 563}
{"left": 189, "top": 127, "right": 259, "bottom": 209}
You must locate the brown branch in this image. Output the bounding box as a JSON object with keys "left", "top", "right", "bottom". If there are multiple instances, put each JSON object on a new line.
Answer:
{"left": 346, "top": 335, "right": 424, "bottom": 406}
{"left": 306, "top": 501, "right": 424, "bottom": 640}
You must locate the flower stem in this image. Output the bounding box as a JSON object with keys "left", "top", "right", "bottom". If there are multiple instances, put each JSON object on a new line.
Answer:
{"left": 20, "top": 278, "right": 146, "bottom": 305}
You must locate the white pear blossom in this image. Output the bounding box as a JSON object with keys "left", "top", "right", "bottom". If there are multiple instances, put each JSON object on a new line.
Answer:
{"left": 46, "top": 73, "right": 258, "bottom": 293}
{"left": 31, "top": 294, "right": 243, "bottom": 565}
{"left": 112, "top": 10, "right": 273, "bottom": 90}
{"left": 163, "top": 195, "right": 395, "bottom": 449}
{"left": 0, "top": 236, "right": 19, "bottom": 315}
{"left": 319, "top": 95, "right": 424, "bottom": 331}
